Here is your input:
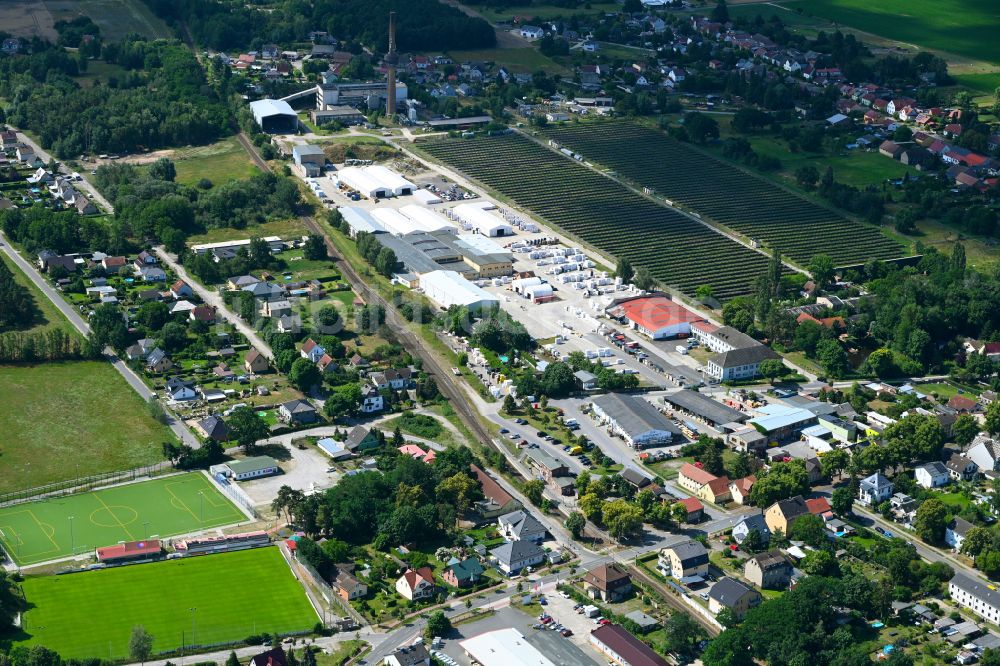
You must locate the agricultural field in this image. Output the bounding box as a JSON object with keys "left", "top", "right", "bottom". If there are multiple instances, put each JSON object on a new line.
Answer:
{"left": 0, "top": 361, "right": 173, "bottom": 495}
{"left": 543, "top": 122, "right": 903, "bottom": 267}
{"left": 781, "top": 0, "right": 1000, "bottom": 66}
{"left": 446, "top": 47, "right": 570, "bottom": 75}
{"left": 418, "top": 132, "right": 777, "bottom": 300}
{"left": 0, "top": 473, "right": 246, "bottom": 565}
{"left": 172, "top": 136, "right": 261, "bottom": 187}
{"left": 45, "top": 0, "right": 173, "bottom": 41}
{"left": 14, "top": 547, "right": 318, "bottom": 659}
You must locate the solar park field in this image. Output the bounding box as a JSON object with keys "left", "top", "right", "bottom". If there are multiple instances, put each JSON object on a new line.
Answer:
{"left": 419, "top": 133, "right": 777, "bottom": 300}
{"left": 543, "top": 122, "right": 903, "bottom": 267}
{"left": 16, "top": 547, "right": 319, "bottom": 659}
{"left": 0, "top": 473, "right": 246, "bottom": 566}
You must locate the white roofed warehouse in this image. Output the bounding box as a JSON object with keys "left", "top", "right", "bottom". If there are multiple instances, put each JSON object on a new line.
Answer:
{"left": 419, "top": 270, "right": 499, "bottom": 312}
{"left": 365, "top": 164, "right": 415, "bottom": 195}
{"left": 336, "top": 166, "right": 391, "bottom": 199}
{"left": 249, "top": 99, "right": 298, "bottom": 133}
{"left": 453, "top": 202, "right": 514, "bottom": 237}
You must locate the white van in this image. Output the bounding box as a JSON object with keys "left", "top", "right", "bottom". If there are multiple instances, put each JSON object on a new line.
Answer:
{"left": 675, "top": 345, "right": 689, "bottom": 355}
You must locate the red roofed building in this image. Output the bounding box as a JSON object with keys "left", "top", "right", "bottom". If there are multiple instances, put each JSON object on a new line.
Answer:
{"left": 676, "top": 496, "right": 705, "bottom": 522}
{"left": 471, "top": 464, "right": 522, "bottom": 519}
{"left": 678, "top": 463, "right": 717, "bottom": 493}
{"left": 395, "top": 566, "right": 436, "bottom": 600}
{"left": 613, "top": 295, "right": 703, "bottom": 340}
{"left": 806, "top": 497, "right": 832, "bottom": 517}
{"left": 948, "top": 394, "right": 980, "bottom": 413}
{"left": 95, "top": 539, "right": 162, "bottom": 563}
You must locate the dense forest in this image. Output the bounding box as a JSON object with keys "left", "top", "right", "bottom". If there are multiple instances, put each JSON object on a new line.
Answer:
{"left": 143, "top": 0, "right": 496, "bottom": 52}
{"left": 0, "top": 38, "right": 229, "bottom": 157}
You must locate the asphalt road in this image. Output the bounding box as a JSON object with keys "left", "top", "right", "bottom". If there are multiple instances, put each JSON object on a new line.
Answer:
{"left": 154, "top": 247, "right": 275, "bottom": 359}
{"left": 0, "top": 231, "right": 198, "bottom": 447}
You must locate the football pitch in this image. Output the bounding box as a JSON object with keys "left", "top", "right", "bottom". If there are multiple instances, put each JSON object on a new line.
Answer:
{"left": 16, "top": 547, "right": 319, "bottom": 659}
{"left": 0, "top": 473, "right": 247, "bottom": 565}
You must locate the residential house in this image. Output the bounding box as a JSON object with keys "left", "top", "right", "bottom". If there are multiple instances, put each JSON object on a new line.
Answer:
{"left": 384, "top": 645, "right": 431, "bottom": 666}
{"left": 125, "top": 338, "right": 156, "bottom": 361}
{"left": 301, "top": 339, "right": 326, "bottom": 363}
{"left": 244, "top": 349, "right": 270, "bottom": 374}
{"left": 263, "top": 299, "right": 292, "bottom": 319}
{"left": 277, "top": 313, "right": 302, "bottom": 335}
{"left": 733, "top": 512, "right": 770, "bottom": 545}
{"left": 950, "top": 572, "right": 1000, "bottom": 624}
{"left": 700, "top": 476, "right": 732, "bottom": 504}
{"left": 497, "top": 510, "right": 547, "bottom": 543}
{"left": 395, "top": 566, "right": 437, "bottom": 601}
{"left": 949, "top": 394, "right": 980, "bottom": 413}
{"left": 709, "top": 577, "right": 762, "bottom": 619}
{"left": 345, "top": 426, "right": 380, "bottom": 453}
{"left": 967, "top": 435, "right": 1000, "bottom": 472}
{"left": 946, "top": 517, "right": 975, "bottom": 551}
{"left": 249, "top": 647, "right": 287, "bottom": 666}
{"left": 168, "top": 280, "right": 193, "bottom": 300}
{"left": 915, "top": 462, "right": 950, "bottom": 489}
{"left": 491, "top": 539, "right": 545, "bottom": 575}
{"left": 370, "top": 368, "right": 413, "bottom": 391}
{"left": 729, "top": 476, "right": 755, "bottom": 505}
{"left": 744, "top": 551, "right": 792, "bottom": 589}
{"left": 676, "top": 497, "right": 704, "bottom": 523}
{"left": 526, "top": 449, "right": 568, "bottom": 481}
{"left": 764, "top": 496, "right": 809, "bottom": 536}
{"left": 278, "top": 399, "right": 318, "bottom": 425}
{"left": 583, "top": 563, "right": 632, "bottom": 602}
{"left": 678, "top": 463, "right": 716, "bottom": 494}
{"left": 398, "top": 444, "right": 436, "bottom": 464}
{"left": 946, "top": 454, "right": 978, "bottom": 482}
{"left": 471, "top": 464, "right": 523, "bottom": 520}
{"left": 145, "top": 348, "right": 173, "bottom": 373}
{"left": 658, "top": 540, "right": 709, "bottom": 579}
{"left": 360, "top": 386, "right": 384, "bottom": 413}
{"left": 317, "top": 353, "right": 338, "bottom": 374}
{"left": 519, "top": 25, "right": 544, "bottom": 40}
{"left": 442, "top": 558, "right": 484, "bottom": 588}
{"left": 190, "top": 305, "right": 216, "bottom": 323}
{"left": 135, "top": 250, "right": 158, "bottom": 267}
{"left": 334, "top": 571, "right": 367, "bottom": 601}
{"left": 101, "top": 256, "right": 127, "bottom": 273}
{"left": 858, "top": 472, "right": 894, "bottom": 506}
{"left": 166, "top": 377, "right": 197, "bottom": 401}
{"left": 574, "top": 370, "right": 598, "bottom": 391}
{"left": 195, "top": 415, "right": 230, "bottom": 441}
{"left": 228, "top": 275, "right": 260, "bottom": 290}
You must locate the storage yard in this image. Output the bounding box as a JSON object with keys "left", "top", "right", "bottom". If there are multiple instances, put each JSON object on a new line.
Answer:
{"left": 417, "top": 132, "right": 780, "bottom": 300}
{"left": 543, "top": 122, "right": 904, "bottom": 266}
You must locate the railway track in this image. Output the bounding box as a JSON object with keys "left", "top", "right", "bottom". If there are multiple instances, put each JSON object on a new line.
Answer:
{"left": 625, "top": 561, "right": 721, "bottom": 637}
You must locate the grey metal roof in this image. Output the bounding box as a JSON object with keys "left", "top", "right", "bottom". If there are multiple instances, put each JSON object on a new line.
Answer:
{"left": 592, "top": 393, "right": 680, "bottom": 438}
{"left": 490, "top": 539, "right": 544, "bottom": 565}
{"left": 662, "top": 390, "right": 747, "bottom": 425}
{"left": 710, "top": 344, "right": 781, "bottom": 369}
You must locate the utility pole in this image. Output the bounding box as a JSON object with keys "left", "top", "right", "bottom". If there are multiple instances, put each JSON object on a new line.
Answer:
{"left": 69, "top": 516, "right": 74, "bottom": 556}
{"left": 199, "top": 491, "right": 204, "bottom": 523}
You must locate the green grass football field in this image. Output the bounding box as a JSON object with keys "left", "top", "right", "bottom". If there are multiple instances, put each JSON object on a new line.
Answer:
{"left": 16, "top": 547, "right": 319, "bottom": 659}
{"left": 0, "top": 473, "right": 246, "bottom": 566}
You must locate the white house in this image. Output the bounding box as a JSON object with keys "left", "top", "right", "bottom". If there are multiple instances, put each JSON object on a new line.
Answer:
{"left": 519, "top": 25, "right": 544, "bottom": 40}
{"left": 360, "top": 386, "right": 384, "bottom": 414}
{"left": 490, "top": 539, "right": 545, "bottom": 575}
{"left": 395, "top": 567, "right": 436, "bottom": 601}
{"left": 300, "top": 339, "right": 326, "bottom": 363}
{"left": 915, "top": 462, "right": 950, "bottom": 489}
{"left": 858, "top": 472, "right": 893, "bottom": 506}
{"left": 967, "top": 434, "right": 1000, "bottom": 472}
{"left": 950, "top": 572, "right": 1000, "bottom": 623}
{"left": 946, "top": 517, "right": 975, "bottom": 551}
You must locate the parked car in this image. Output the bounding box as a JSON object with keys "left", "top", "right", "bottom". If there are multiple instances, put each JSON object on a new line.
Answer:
{"left": 561, "top": 629, "right": 573, "bottom": 637}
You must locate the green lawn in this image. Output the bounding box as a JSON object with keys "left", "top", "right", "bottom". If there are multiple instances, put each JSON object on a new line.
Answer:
{"left": 0, "top": 473, "right": 246, "bottom": 565}
{"left": 0, "top": 252, "right": 76, "bottom": 336}
{"left": 446, "top": 47, "right": 569, "bottom": 75}
{"left": 915, "top": 382, "right": 977, "bottom": 400}
{"left": 936, "top": 491, "right": 974, "bottom": 513}
{"left": 185, "top": 217, "right": 309, "bottom": 246}
{"left": 14, "top": 547, "right": 318, "bottom": 658}
{"left": 72, "top": 60, "right": 129, "bottom": 88}
{"left": 172, "top": 136, "right": 261, "bottom": 187}
{"left": 782, "top": 0, "right": 1000, "bottom": 65}
{"left": 0, "top": 361, "right": 174, "bottom": 495}
{"left": 473, "top": 2, "right": 619, "bottom": 23}
{"left": 71, "top": 0, "right": 173, "bottom": 41}
{"left": 954, "top": 71, "right": 1000, "bottom": 96}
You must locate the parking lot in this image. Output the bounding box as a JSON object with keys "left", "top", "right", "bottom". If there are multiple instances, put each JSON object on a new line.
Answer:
{"left": 238, "top": 442, "right": 339, "bottom": 506}
{"left": 436, "top": 600, "right": 604, "bottom": 666}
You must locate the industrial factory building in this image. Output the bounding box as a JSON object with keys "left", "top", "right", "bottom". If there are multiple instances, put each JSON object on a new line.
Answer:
{"left": 340, "top": 206, "right": 386, "bottom": 237}
{"left": 379, "top": 229, "right": 512, "bottom": 279}
{"left": 608, "top": 294, "right": 703, "bottom": 340}
{"left": 452, "top": 202, "right": 514, "bottom": 237}
{"left": 419, "top": 270, "right": 499, "bottom": 312}
{"left": 336, "top": 166, "right": 415, "bottom": 199}
{"left": 249, "top": 99, "right": 298, "bottom": 133}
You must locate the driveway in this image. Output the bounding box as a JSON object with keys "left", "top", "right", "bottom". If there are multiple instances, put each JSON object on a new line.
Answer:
{"left": 154, "top": 246, "right": 274, "bottom": 358}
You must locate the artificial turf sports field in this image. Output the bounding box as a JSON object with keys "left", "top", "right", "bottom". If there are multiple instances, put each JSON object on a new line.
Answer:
{"left": 16, "top": 547, "right": 319, "bottom": 659}
{"left": 0, "top": 473, "right": 246, "bottom": 565}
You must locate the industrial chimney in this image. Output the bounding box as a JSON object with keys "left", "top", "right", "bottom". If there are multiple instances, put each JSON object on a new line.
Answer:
{"left": 385, "top": 11, "right": 398, "bottom": 118}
